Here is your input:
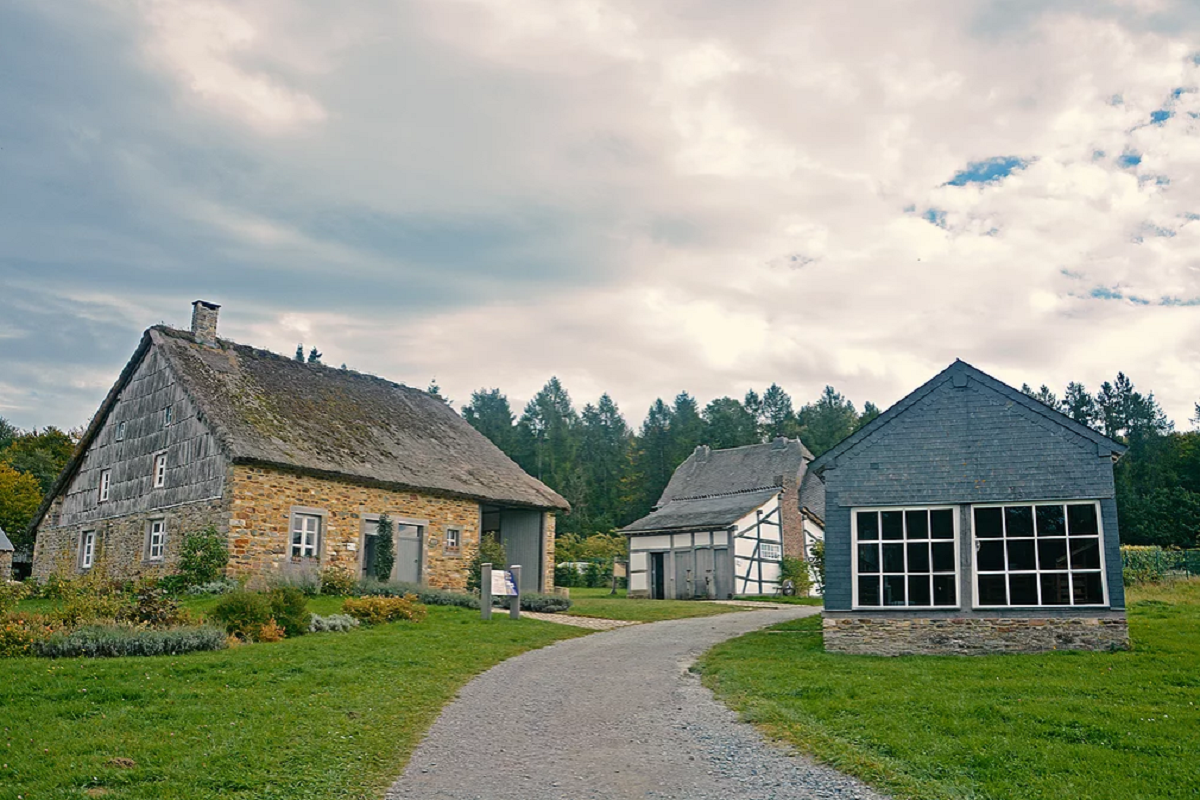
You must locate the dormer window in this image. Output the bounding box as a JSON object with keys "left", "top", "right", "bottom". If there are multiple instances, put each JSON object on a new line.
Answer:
{"left": 115, "top": 421, "right": 126, "bottom": 441}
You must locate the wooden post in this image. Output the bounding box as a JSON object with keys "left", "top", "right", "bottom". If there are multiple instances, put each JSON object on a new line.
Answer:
{"left": 610, "top": 556, "right": 618, "bottom": 596}
{"left": 481, "top": 562, "right": 492, "bottom": 620}
{"left": 509, "top": 565, "right": 521, "bottom": 620}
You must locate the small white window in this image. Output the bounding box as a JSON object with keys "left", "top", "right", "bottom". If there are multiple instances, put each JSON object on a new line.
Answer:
{"left": 445, "top": 527, "right": 461, "bottom": 551}
{"left": 164, "top": 405, "right": 173, "bottom": 426}
{"left": 153, "top": 453, "right": 167, "bottom": 487}
{"left": 290, "top": 513, "right": 321, "bottom": 559}
{"left": 146, "top": 519, "right": 166, "bottom": 561}
{"left": 99, "top": 470, "right": 112, "bottom": 502}
{"left": 80, "top": 530, "right": 96, "bottom": 569}
{"left": 115, "top": 421, "right": 126, "bottom": 441}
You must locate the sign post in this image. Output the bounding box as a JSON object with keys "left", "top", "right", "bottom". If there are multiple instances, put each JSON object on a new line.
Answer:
{"left": 481, "top": 563, "right": 520, "bottom": 620}
{"left": 509, "top": 565, "right": 521, "bottom": 620}
{"left": 481, "top": 562, "right": 493, "bottom": 620}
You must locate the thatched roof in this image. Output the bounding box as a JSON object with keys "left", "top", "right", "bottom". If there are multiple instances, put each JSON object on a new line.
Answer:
{"left": 152, "top": 328, "right": 568, "bottom": 510}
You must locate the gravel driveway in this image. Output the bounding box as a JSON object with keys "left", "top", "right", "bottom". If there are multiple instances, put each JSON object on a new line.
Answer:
{"left": 386, "top": 607, "right": 887, "bottom": 800}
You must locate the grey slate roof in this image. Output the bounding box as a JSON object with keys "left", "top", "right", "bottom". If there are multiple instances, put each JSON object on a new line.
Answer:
{"left": 0, "top": 526, "right": 12, "bottom": 552}
{"left": 809, "top": 359, "right": 1127, "bottom": 475}
{"left": 799, "top": 470, "right": 825, "bottom": 521}
{"left": 658, "top": 439, "right": 813, "bottom": 504}
{"left": 622, "top": 489, "right": 780, "bottom": 534}
{"left": 29, "top": 326, "right": 568, "bottom": 536}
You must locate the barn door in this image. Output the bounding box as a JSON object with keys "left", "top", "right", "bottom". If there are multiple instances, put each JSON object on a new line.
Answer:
{"left": 498, "top": 509, "right": 543, "bottom": 593}
{"left": 695, "top": 548, "right": 715, "bottom": 599}
{"left": 713, "top": 548, "right": 732, "bottom": 599}
{"left": 394, "top": 523, "right": 422, "bottom": 584}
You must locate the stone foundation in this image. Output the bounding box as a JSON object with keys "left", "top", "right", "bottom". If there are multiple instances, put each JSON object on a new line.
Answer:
{"left": 823, "top": 614, "right": 1130, "bottom": 655}
{"left": 0, "top": 551, "right": 12, "bottom": 581}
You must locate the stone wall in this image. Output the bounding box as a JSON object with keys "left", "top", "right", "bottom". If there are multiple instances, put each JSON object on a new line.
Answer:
{"left": 542, "top": 512, "right": 556, "bottom": 593}
{"left": 31, "top": 496, "right": 229, "bottom": 581}
{"left": 779, "top": 473, "right": 804, "bottom": 559}
{"left": 0, "top": 551, "right": 12, "bottom": 581}
{"left": 228, "top": 465, "right": 483, "bottom": 592}
{"left": 823, "top": 614, "right": 1130, "bottom": 655}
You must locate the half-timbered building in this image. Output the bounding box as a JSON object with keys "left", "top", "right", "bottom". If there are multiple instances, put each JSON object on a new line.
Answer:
{"left": 29, "top": 301, "right": 568, "bottom": 594}
{"left": 622, "top": 438, "right": 823, "bottom": 599}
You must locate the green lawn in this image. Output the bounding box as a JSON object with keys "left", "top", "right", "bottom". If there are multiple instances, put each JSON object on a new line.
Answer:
{"left": 734, "top": 594, "right": 824, "bottom": 606}
{"left": 1, "top": 604, "right": 584, "bottom": 800}
{"left": 699, "top": 579, "right": 1200, "bottom": 800}
{"left": 564, "top": 587, "right": 747, "bottom": 622}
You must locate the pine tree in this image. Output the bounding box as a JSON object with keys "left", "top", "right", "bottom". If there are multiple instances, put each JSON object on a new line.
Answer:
{"left": 668, "top": 392, "right": 705, "bottom": 466}
{"left": 702, "top": 397, "right": 758, "bottom": 449}
{"left": 760, "top": 383, "right": 799, "bottom": 441}
{"left": 1061, "top": 382, "right": 1097, "bottom": 427}
{"left": 796, "top": 386, "right": 857, "bottom": 456}
{"left": 629, "top": 399, "right": 674, "bottom": 519}
{"left": 515, "top": 377, "right": 579, "bottom": 500}
{"left": 579, "top": 395, "right": 633, "bottom": 532}
{"left": 856, "top": 401, "right": 882, "bottom": 431}
{"left": 463, "top": 389, "right": 517, "bottom": 453}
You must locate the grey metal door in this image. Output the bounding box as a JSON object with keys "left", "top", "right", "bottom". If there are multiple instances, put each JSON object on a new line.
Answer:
{"left": 394, "top": 524, "right": 421, "bottom": 583}
{"left": 713, "top": 548, "right": 732, "bottom": 599}
{"left": 675, "top": 549, "right": 694, "bottom": 599}
{"left": 499, "top": 509, "right": 542, "bottom": 593}
{"left": 695, "top": 548, "right": 715, "bottom": 599}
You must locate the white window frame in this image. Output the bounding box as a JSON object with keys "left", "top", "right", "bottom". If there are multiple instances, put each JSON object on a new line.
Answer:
{"left": 164, "top": 405, "right": 173, "bottom": 426}
{"left": 290, "top": 512, "right": 322, "bottom": 560}
{"left": 971, "top": 500, "right": 1109, "bottom": 609}
{"left": 98, "top": 470, "right": 112, "bottom": 503}
{"left": 445, "top": 527, "right": 461, "bottom": 552}
{"left": 851, "top": 505, "right": 961, "bottom": 610}
{"left": 146, "top": 519, "right": 166, "bottom": 562}
{"left": 153, "top": 452, "right": 167, "bottom": 488}
{"left": 115, "top": 421, "right": 126, "bottom": 441}
{"left": 80, "top": 530, "right": 96, "bottom": 569}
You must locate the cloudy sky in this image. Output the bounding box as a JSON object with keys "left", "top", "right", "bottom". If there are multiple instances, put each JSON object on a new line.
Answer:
{"left": 3, "top": 0, "right": 1200, "bottom": 432}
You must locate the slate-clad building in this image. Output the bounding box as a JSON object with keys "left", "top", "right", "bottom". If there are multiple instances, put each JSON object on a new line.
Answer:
{"left": 812, "top": 360, "right": 1130, "bottom": 655}
{"left": 623, "top": 438, "right": 824, "bottom": 599}
{"left": 30, "top": 301, "right": 568, "bottom": 594}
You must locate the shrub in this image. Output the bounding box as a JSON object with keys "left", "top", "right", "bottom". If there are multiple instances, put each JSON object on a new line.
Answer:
{"left": 809, "top": 540, "right": 826, "bottom": 593}
{"left": 521, "top": 593, "right": 571, "bottom": 613}
{"left": 268, "top": 586, "right": 310, "bottom": 637}
{"left": 309, "top": 613, "right": 360, "bottom": 633}
{"left": 319, "top": 567, "right": 357, "bottom": 597}
{"left": 1121, "top": 545, "right": 1200, "bottom": 584}
{"left": 210, "top": 591, "right": 273, "bottom": 640}
{"left": 373, "top": 514, "right": 396, "bottom": 582}
{"left": 0, "top": 613, "right": 59, "bottom": 657}
{"left": 176, "top": 525, "right": 229, "bottom": 587}
{"left": 466, "top": 534, "right": 507, "bottom": 593}
{"left": 357, "top": 579, "right": 480, "bottom": 609}
{"left": 55, "top": 588, "right": 130, "bottom": 629}
{"left": 255, "top": 620, "right": 286, "bottom": 643}
{"left": 123, "top": 579, "right": 193, "bottom": 628}
{"left": 780, "top": 556, "right": 813, "bottom": 596}
{"left": 270, "top": 567, "right": 322, "bottom": 597}
{"left": 342, "top": 594, "right": 427, "bottom": 625}
{"left": 0, "top": 581, "right": 28, "bottom": 615}
{"left": 33, "top": 625, "right": 227, "bottom": 658}
{"left": 554, "top": 563, "right": 580, "bottom": 588}
{"left": 186, "top": 579, "right": 239, "bottom": 596}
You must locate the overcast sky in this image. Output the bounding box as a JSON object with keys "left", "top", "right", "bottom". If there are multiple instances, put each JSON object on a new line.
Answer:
{"left": 3, "top": 0, "right": 1200, "bottom": 433}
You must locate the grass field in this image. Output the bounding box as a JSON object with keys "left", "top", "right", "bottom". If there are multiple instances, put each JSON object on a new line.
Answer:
{"left": 1, "top": 603, "right": 583, "bottom": 800}
{"left": 564, "top": 587, "right": 746, "bottom": 622}
{"left": 699, "top": 579, "right": 1200, "bottom": 800}
{"left": 735, "top": 594, "right": 825, "bottom": 606}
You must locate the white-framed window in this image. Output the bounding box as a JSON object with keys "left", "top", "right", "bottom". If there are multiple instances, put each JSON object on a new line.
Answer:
{"left": 853, "top": 506, "right": 959, "bottom": 609}
{"left": 80, "top": 530, "right": 96, "bottom": 569}
{"left": 153, "top": 453, "right": 167, "bottom": 488}
{"left": 759, "top": 542, "right": 783, "bottom": 561}
{"left": 164, "top": 405, "right": 174, "bottom": 426}
{"left": 290, "top": 513, "right": 322, "bottom": 559}
{"left": 973, "top": 501, "right": 1107, "bottom": 607}
{"left": 445, "top": 527, "right": 461, "bottom": 552}
{"left": 99, "top": 470, "right": 112, "bottom": 503}
{"left": 115, "top": 421, "right": 126, "bottom": 441}
{"left": 146, "top": 519, "right": 166, "bottom": 561}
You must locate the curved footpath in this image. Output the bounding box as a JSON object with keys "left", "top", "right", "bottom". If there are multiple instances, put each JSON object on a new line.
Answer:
{"left": 387, "top": 607, "right": 886, "bottom": 800}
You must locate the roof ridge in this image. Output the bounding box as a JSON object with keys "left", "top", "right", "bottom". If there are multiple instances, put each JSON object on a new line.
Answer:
{"left": 662, "top": 486, "right": 781, "bottom": 504}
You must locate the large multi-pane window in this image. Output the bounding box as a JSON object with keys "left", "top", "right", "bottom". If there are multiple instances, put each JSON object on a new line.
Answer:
{"left": 146, "top": 519, "right": 166, "bottom": 561}
{"left": 290, "top": 513, "right": 321, "bottom": 560}
{"left": 973, "top": 502, "right": 1106, "bottom": 607}
{"left": 854, "top": 507, "right": 958, "bottom": 608}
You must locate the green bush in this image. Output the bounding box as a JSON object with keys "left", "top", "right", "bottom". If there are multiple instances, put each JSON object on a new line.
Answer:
{"left": 34, "top": 625, "right": 227, "bottom": 658}
{"left": 210, "top": 591, "right": 274, "bottom": 640}
{"left": 176, "top": 525, "right": 229, "bottom": 587}
{"left": 780, "top": 556, "right": 813, "bottom": 596}
{"left": 357, "top": 579, "right": 480, "bottom": 609}
{"left": 0, "top": 613, "right": 60, "bottom": 657}
{"left": 308, "top": 613, "right": 360, "bottom": 633}
{"left": 0, "top": 581, "right": 28, "bottom": 615}
{"left": 1122, "top": 546, "right": 1200, "bottom": 584}
{"left": 124, "top": 579, "right": 193, "bottom": 628}
{"left": 342, "top": 595, "right": 427, "bottom": 625}
{"left": 521, "top": 593, "right": 571, "bottom": 613}
{"left": 809, "top": 540, "right": 826, "bottom": 593}
{"left": 268, "top": 586, "right": 310, "bottom": 637}
{"left": 554, "top": 563, "right": 580, "bottom": 588}
{"left": 186, "top": 579, "right": 239, "bottom": 596}
{"left": 373, "top": 514, "right": 396, "bottom": 582}
{"left": 319, "top": 567, "right": 358, "bottom": 596}
{"left": 466, "top": 534, "right": 507, "bottom": 593}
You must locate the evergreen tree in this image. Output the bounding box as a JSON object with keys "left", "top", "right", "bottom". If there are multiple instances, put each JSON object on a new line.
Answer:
{"left": 743, "top": 389, "right": 763, "bottom": 435}
{"left": 515, "top": 377, "right": 579, "bottom": 491}
{"left": 373, "top": 513, "right": 395, "bottom": 582}
{"left": 668, "top": 392, "right": 706, "bottom": 466}
{"left": 856, "top": 401, "right": 882, "bottom": 431}
{"left": 462, "top": 389, "right": 517, "bottom": 453}
{"left": 0, "top": 417, "right": 17, "bottom": 452}
{"left": 307, "top": 347, "right": 322, "bottom": 365}
{"left": 702, "top": 397, "right": 758, "bottom": 449}
{"left": 797, "top": 386, "right": 858, "bottom": 457}
{"left": 294, "top": 344, "right": 304, "bottom": 362}
{"left": 1020, "top": 383, "right": 1059, "bottom": 408}
{"left": 578, "top": 395, "right": 633, "bottom": 532}
{"left": 759, "top": 383, "right": 798, "bottom": 441}
{"left": 629, "top": 399, "right": 674, "bottom": 519}
{"left": 1061, "top": 382, "right": 1097, "bottom": 427}
{"left": 2, "top": 427, "right": 76, "bottom": 494}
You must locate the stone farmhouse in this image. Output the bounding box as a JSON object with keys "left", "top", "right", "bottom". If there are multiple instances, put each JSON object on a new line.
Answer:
{"left": 29, "top": 301, "right": 568, "bottom": 593}
{"left": 813, "top": 360, "right": 1129, "bottom": 655}
{"left": 622, "top": 438, "right": 824, "bottom": 599}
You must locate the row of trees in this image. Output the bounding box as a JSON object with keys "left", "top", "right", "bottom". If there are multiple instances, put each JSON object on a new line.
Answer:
{"left": 462, "top": 379, "right": 880, "bottom": 536}
{"left": 1021, "top": 374, "right": 1200, "bottom": 548}
{"left": 0, "top": 420, "right": 77, "bottom": 552}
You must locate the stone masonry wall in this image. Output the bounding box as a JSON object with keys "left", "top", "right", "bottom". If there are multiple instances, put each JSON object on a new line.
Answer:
{"left": 31, "top": 496, "right": 229, "bottom": 581}
{"left": 228, "top": 465, "right": 483, "bottom": 592}
{"left": 542, "top": 512, "right": 556, "bottom": 593}
{"left": 780, "top": 473, "right": 804, "bottom": 559}
{"left": 0, "top": 551, "right": 12, "bottom": 581}
{"left": 823, "top": 615, "right": 1130, "bottom": 656}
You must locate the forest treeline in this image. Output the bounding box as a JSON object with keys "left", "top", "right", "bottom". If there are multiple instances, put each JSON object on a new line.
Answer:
{"left": 462, "top": 372, "right": 1200, "bottom": 549}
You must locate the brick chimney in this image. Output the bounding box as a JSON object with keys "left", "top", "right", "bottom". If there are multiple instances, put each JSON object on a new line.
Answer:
{"left": 190, "top": 300, "right": 221, "bottom": 346}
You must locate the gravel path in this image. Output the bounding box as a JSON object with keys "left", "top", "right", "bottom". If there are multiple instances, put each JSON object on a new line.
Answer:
{"left": 387, "top": 607, "right": 887, "bottom": 800}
